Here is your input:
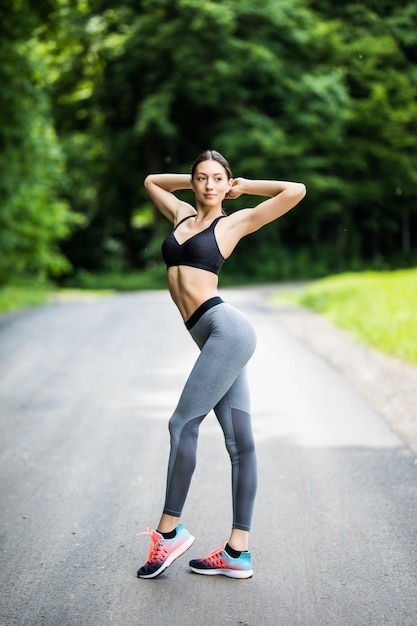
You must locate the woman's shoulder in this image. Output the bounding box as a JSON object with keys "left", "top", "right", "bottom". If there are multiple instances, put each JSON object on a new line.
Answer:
{"left": 174, "top": 204, "right": 197, "bottom": 226}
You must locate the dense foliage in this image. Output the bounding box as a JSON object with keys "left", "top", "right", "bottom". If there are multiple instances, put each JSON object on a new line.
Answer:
{"left": 0, "top": 0, "right": 81, "bottom": 283}
{"left": 1, "top": 0, "right": 416, "bottom": 284}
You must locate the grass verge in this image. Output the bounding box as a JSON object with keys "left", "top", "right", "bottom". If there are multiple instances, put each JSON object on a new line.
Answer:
{"left": 276, "top": 268, "right": 417, "bottom": 366}
{"left": 62, "top": 267, "right": 167, "bottom": 291}
{"left": 0, "top": 283, "right": 114, "bottom": 315}
{"left": 0, "top": 267, "right": 168, "bottom": 314}
{"left": 0, "top": 284, "right": 50, "bottom": 314}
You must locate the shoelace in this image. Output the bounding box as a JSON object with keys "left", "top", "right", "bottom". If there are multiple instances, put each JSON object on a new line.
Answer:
{"left": 136, "top": 526, "right": 158, "bottom": 539}
{"left": 137, "top": 527, "right": 165, "bottom": 564}
{"left": 200, "top": 546, "right": 224, "bottom": 566}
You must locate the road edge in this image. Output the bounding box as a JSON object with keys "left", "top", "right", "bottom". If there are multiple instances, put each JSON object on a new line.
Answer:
{"left": 269, "top": 299, "right": 417, "bottom": 456}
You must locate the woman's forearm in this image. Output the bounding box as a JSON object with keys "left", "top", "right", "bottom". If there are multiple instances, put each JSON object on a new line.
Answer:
{"left": 237, "top": 178, "right": 304, "bottom": 198}
{"left": 144, "top": 173, "right": 192, "bottom": 192}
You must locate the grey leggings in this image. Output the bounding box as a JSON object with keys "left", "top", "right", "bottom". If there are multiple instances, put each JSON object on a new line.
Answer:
{"left": 163, "top": 298, "right": 257, "bottom": 531}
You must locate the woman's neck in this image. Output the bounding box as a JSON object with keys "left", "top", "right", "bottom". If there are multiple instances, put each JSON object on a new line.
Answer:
{"left": 195, "top": 202, "right": 224, "bottom": 220}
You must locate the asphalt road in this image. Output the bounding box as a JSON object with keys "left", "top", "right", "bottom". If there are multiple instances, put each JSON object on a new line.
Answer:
{"left": 0, "top": 287, "right": 416, "bottom": 626}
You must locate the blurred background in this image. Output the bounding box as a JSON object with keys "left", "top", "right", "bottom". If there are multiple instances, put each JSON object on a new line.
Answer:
{"left": 1, "top": 0, "right": 416, "bottom": 289}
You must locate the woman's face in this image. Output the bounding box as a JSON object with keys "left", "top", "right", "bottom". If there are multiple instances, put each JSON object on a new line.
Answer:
{"left": 191, "top": 159, "right": 232, "bottom": 206}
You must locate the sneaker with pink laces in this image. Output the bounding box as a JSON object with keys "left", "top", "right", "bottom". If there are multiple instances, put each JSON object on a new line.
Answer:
{"left": 137, "top": 524, "right": 194, "bottom": 579}
{"left": 189, "top": 544, "right": 253, "bottom": 579}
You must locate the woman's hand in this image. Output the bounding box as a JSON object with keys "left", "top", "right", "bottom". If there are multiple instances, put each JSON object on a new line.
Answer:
{"left": 221, "top": 177, "right": 306, "bottom": 245}
{"left": 226, "top": 177, "right": 247, "bottom": 200}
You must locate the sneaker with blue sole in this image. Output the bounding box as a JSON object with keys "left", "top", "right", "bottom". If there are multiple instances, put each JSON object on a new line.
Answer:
{"left": 189, "top": 543, "right": 253, "bottom": 579}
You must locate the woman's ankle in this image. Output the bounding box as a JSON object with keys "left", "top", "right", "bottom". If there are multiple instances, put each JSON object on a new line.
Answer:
{"left": 157, "top": 513, "right": 181, "bottom": 534}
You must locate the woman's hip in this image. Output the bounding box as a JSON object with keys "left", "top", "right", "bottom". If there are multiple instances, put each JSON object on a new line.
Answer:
{"left": 189, "top": 299, "right": 256, "bottom": 354}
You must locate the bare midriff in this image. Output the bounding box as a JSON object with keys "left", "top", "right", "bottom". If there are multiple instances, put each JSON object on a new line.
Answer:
{"left": 166, "top": 266, "right": 220, "bottom": 322}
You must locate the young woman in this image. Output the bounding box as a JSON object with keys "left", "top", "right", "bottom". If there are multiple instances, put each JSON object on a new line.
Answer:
{"left": 137, "top": 150, "right": 306, "bottom": 579}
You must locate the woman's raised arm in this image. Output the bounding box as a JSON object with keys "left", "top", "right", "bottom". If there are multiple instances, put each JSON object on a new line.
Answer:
{"left": 226, "top": 177, "right": 306, "bottom": 237}
{"left": 144, "top": 174, "right": 195, "bottom": 223}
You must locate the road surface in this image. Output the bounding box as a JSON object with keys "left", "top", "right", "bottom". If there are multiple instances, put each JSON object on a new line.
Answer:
{"left": 0, "top": 287, "right": 416, "bottom": 626}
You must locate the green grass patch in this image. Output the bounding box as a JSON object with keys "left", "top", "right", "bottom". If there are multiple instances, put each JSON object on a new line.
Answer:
{"left": 0, "top": 266, "right": 168, "bottom": 314}
{"left": 277, "top": 269, "right": 417, "bottom": 366}
{"left": 63, "top": 266, "right": 168, "bottom": 291}
{"left": 0, "top": 284, "right": 50, "bottom": 314}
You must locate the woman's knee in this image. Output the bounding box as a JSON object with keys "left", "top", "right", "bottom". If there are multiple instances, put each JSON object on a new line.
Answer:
{"left": 169, "top": 412, "right": 204, "bottom": 445}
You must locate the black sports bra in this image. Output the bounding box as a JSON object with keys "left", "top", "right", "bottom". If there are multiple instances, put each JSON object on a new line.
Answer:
{"left": 161, "top": 215, "right": 226, "bottom": 275}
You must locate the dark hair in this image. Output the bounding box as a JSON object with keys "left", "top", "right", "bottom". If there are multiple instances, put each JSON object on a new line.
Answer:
{"left": 191, "top": 150, "right": 233, "bottom": 180}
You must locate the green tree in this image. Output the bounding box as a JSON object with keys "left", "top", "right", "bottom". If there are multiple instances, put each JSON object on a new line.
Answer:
{"left": 307, "top": 0, "right": 417, "bottom": 266}
{"left": 51, "top": 0, "right": 349, "bottom": 277}
{"left": 0, "top": 0, "right": 80, "bottom": 284}
{"left": 33, "top": 0, "right": 417, "bottom": 281}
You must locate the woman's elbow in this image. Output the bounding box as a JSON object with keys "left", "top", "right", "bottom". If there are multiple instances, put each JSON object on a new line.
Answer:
{"left": 285, "top": 182, "right": 306, "bottom": 206}
{"left": 296, "top": 182, "right": 307, "bottom": 200}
